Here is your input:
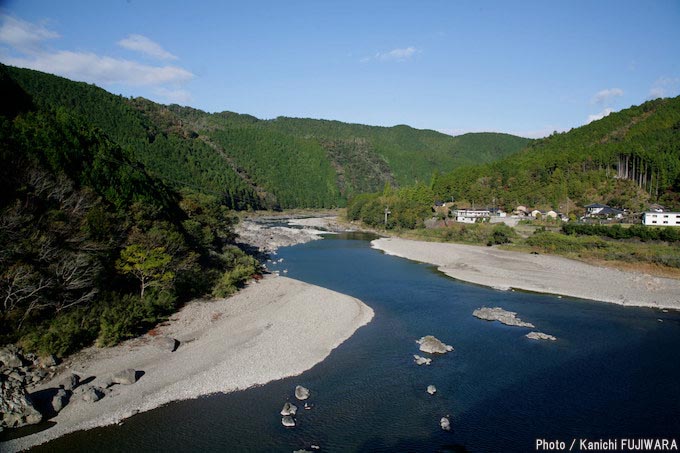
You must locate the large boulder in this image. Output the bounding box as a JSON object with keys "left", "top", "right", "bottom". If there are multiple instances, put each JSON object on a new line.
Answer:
{"left": 0, "top": 375, "right": 42, "bottom": 429}
{"left": 82, "top": 386, "right": 103, "bottom": 402}
{"left": 154, "top": 336, "right": 179, "bottom": 352}
{"left": 281, "top": 402, "right": 298, "bottom": 416}
{"left": 51, "top": 388, "right": 69, "bottom": 413}
{"left": 440, "top": 416, "right": 451, "bottom": 431}
{"left": 413, "top": 355, "right": 432, "bottom": 366}
{"left": 472, "top": 307, "right": 535, "bottom": 328}
{"left": 111, "top": 368, "right": 138, "bottom": 385}
{"left": 416, "top": 336, "right": 454, "bottom": 354}
{"left": 294, "top": 385, "right": 310, "bottom": 401}
{"left": 526, "top": 331, "right": 557, "bottom": 341}
{"left": 281, "top": 415, "right": 296, "bottom": 427}
{"left": 59, "top": 373, "right": 81, "bottom": 391}
{"left": 427, "top": 385, "right": 437, "bottom": 395}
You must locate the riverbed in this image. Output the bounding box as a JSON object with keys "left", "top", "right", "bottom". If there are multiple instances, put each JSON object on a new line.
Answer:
{"left": 27, "top": 232, "right": 680, "bottom": 452}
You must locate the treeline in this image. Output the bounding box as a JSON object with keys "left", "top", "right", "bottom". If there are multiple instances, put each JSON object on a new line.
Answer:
{"left": 562, "top": 223, "right": 680, "bottom": 242}
{"left": 346, "top": 183, "right": 434, "bottom": 229}
{"left": 431, "top": 97, "right": 680, "bottom": 212}
{"left": 0, "top": 70, "right": 258, "bottom": 356}
{"left": 2, "top": 64, "right": 530, "bottom": 209}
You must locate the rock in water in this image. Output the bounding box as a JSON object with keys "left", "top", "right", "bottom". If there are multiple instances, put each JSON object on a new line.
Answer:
{"left": 154, "top": 336, "right": 179, "bottom": 352}
{"left": 413, "top": 355, "right": 432, "bottom": 366}
{"left": 281, "top": 402, "right": 298, "bottom": 416}
{"left": 427, "top": 385, "right": 437, "bottom": 395}
{"left": 416, "top": 336, "right": 454, "bottom": 354}
{"left": 440, "top": 416, "right": 451, "bottom": 431}
{"left": 472, "top": 307, "right": 535, "bottom": 328}
{"left": 295, "top": 385, "right": 310, "bottom": 400}
{"left": 0, "top": 375, "right": 42, "bottom": 428}
{"left": 111, "top": 369, "right": 138, "bottom": 385}
{"left": 281, "top": 415, "right": 296, "bottom": 427}
{"left": 526, "top": 331, "right": 557, "bottom": 341}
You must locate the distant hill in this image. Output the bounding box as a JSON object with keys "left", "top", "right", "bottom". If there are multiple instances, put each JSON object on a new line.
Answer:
{"left": 432, "top": 96, "right": 680, "bottom": 212}
{"left": 2, "top": 64, "right": 530, "bottom": 209}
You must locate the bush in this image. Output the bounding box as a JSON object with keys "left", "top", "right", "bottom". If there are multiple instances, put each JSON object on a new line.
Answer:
{"left": 211, "top": 247, "right": 259, "bottom": 298}
{"left": 20, "top": 306, "right": 101, "bottom": 357}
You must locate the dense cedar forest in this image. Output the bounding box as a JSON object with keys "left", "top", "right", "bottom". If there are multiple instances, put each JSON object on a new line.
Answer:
{"left": 349, "top": 96, "right": 680, "bottom": 229}
{"left": 0, "top": 66, "right": 259, "bottom": 355}
{"left": 2, "top": 65, "right": 530, "bottom": 209}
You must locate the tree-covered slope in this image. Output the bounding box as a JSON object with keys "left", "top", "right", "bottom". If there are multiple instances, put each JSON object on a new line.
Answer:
{"left": 432, "top": 96, "right": 680, "bottom": 212}
{"left": 3, "top": 64, "right": 531, "bottom": 209}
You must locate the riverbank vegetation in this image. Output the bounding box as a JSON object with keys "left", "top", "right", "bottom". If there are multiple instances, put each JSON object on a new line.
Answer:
{"left": 0, "top": 70, "right": 259, "bottom": 356}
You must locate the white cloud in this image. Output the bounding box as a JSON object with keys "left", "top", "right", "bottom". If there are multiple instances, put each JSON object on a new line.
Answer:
{"left": 592, "top": 88, "right": 623, "bottom": 104}
{"left": 118, "top": 34, "right": 177, "bottom": 60}
{"left": 587, "top": 108, "right": 613, "bottom": 124}
{"left": 153, "top": 87, "right": 192, "bottom": 104}
{"left": 362, "top": 46, "right": 419, "bottom": 62}
{"left": 0, "top": 15, "right": 59, "bottom": 52}
{"left": 4, "top": 51, "right": 193, "bottom": 86}
{"left": 648, "top": 77, "right": 680, "bottom": 99}
{"left": 0, "top": 15, "right": 194, "bottom": 103}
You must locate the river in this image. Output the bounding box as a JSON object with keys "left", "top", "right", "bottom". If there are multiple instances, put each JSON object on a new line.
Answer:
{"left": 34, "top": 233, "right": 680, "bottom": 452}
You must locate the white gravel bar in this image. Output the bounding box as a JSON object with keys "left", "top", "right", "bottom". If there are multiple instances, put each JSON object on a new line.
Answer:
{"left": 371, "top": 237, "right": 680, "bottom": 310}
{"left": 2, "top": 276, "right": 373, "bottom": 452}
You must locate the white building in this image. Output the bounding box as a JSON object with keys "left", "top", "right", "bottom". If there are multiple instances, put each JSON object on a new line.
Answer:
{"left": 453, "top": 209, "right": 491, "bottom": 224}
{"left": 642, "top": 212, "right": 680, "bottom": 226}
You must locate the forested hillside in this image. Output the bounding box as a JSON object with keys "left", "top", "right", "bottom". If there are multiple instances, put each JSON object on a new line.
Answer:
{"left": 349, "top": 96, "right": 680, "bottom": 229}
{"left": 432, "top": 96, "right": 680, "bottom": 212}
{"left": 2, "top": 65, "right": 530, "bottom": 209}
{"left": 0, "top": 68, "right": 258, "bottom": 355}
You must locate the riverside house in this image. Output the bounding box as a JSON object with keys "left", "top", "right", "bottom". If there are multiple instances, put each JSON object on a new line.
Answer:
{"left": 642, "top": 212, "right": 680, "bottom": 226}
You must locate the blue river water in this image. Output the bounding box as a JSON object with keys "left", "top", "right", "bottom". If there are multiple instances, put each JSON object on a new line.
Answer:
{"left": 33, "top": 233, "right": 680, "bottom": 452}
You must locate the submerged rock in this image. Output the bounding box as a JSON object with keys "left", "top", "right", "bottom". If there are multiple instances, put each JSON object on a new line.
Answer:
{"left": 281, "top": 402, "right": 298, "bottom": 416}
{"left": 417, "top": 336, "right": 454, "bottom": 354}
{"left": 427, "top": 385, "right": 437, "bottom": 395}
{"left": 472, "top": 307, "right": 535, "bottom": 328}
{"left": 526, "top": 331, "right": 557, "bottom": 341}
{"left": 440, "top": 416, "right": 451, "bottom": 431}
{"left": 295, "top": 385, "right": 310, "bottom": 400}
{"left": 413, "top": 355, "right": 432, "bottom": 366}
{"left": 282, "top": 415, "right": 296, "bottom": 427}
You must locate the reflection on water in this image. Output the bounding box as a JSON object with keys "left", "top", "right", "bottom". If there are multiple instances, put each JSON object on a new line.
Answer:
{"left": 34, "top": 234, "right": 680, "bottom": 452}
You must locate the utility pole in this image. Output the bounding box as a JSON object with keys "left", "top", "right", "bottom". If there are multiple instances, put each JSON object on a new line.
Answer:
{"left": 384, "top": 206, "right": 391, "bottom": 228}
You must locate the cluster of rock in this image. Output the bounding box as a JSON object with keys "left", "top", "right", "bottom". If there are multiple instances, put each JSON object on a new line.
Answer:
{"left": 280, "top": 385, "right": 311, "bottom": 428}
{"left": 473, "top": 307, "right": 557, "bottom": 341}
{"left": 472, "top": 307, "right": 535, "bottom": 328}
{"left": 411, "top": 335, "right": 453, "bottom": 431}
{"left": 0, "top": 345, "right": 59, "bottom": 431}
{"left": 0, "top": 342, "right": 149, "bottom": 434}
{"left": 235, "top": 220, "right": 322, "bottom": 254}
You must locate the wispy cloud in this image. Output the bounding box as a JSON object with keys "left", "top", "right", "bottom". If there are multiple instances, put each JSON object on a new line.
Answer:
{"left": 0, "top": 15, "right": 59, "bottom": 52}
{"left": 648, "top": 76, "right": 680, "bottom": 99}
{"left": 587, "top": 108, "right": 613, "bottom": 124}
{"left": 0, "top": 14, "right": 193, "bottom": 104}
{"left": 362, "top": 46, "right": 419, "bottom": 62}
{"left": 118, "top": 34, "right": 177, "bottom": 60}
{"left": 592, "top": 88, "right": 623, "bottom": 104}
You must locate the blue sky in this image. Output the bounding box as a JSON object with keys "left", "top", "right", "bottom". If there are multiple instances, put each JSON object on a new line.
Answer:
{"left": 1, "top": 0, "right": 679, "bottom": 138}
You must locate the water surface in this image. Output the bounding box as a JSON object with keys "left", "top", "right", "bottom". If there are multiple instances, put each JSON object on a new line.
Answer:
{"left": 36, "top": 233, "right": 680, "bottom": 452}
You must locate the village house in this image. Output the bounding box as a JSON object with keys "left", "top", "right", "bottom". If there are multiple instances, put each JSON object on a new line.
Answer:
{"left": 642, "top": 212, "right": 680, "bottom": 226}
{"left": 452, "top": 209, "right": 491, "bottom": 223}
{"left": 583, "top": 203, "right": 624, "bottom": 220}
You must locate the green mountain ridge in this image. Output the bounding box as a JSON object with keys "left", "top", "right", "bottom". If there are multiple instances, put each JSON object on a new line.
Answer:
{"left": 2, "top": 64, "right": 530, "bottom": 209}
